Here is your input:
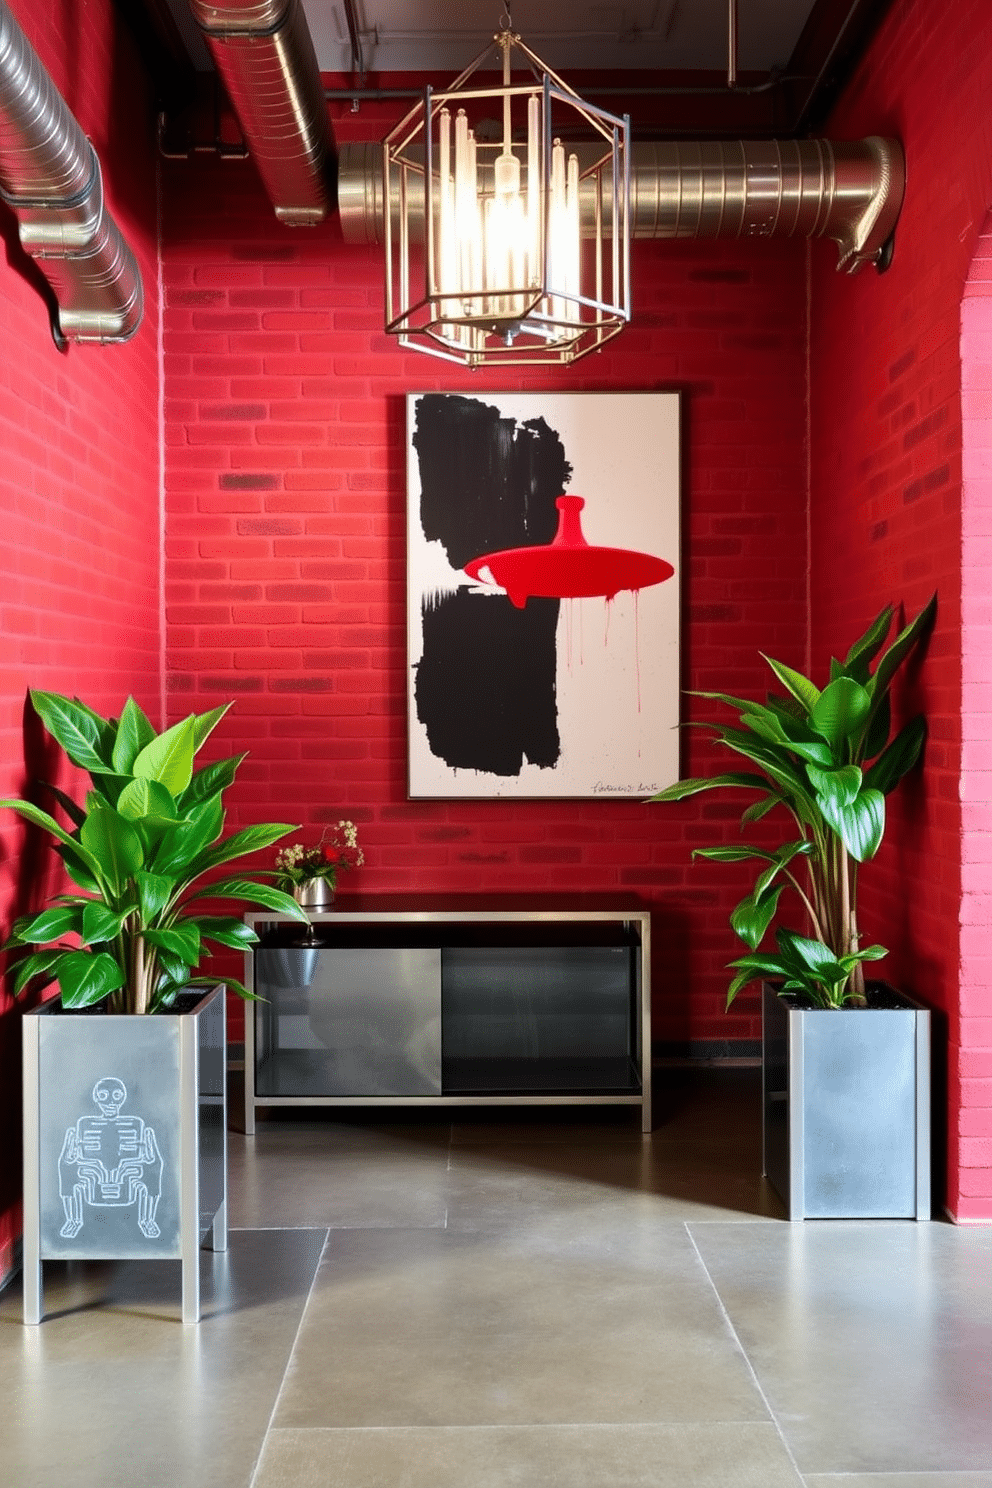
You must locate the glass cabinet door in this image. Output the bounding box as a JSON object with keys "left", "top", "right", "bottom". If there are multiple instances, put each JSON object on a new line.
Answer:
{"left": 254, "top": 947, "right": 443, "bottom": 1097}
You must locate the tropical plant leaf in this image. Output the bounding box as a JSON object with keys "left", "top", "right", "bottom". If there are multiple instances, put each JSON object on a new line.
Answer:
{"left": 191, "top": 703, "right": 232, "bottom": 752}
{"left": 849, "top": 943, "right": 888, "bottom": 963}
{"left": 867, "top": 592, "right": 937, "bottom": 702}
{"left": 739, "top": 710, "right": 794, "bottom": 748}
{"left": 132, "top": 714, "right": 197, "bottom": 796}
{"left": 81, "top": 901, "right": 130, "bottom": 946}
{"left": 80, "top": 804, "right": 145, "bottom": 893}
{"left": 155, "top": 949, "right": 196, "bottom": 987}
{"left": 862, "top": 691, "right": 891, "bottom": 762}
{"left": 56, "top": 843, "right": 101, "bottom": 893}
{"left": 191, "top": 821, "right": 297, "bottom": 875}
{"left": 11, "top": 948, "right": 63, "bottom": 996}
{"left": 151, "top": 973, "right": 256, "bottom": 1008}
{"left": 740, "top": 794, "right": 783, "bottom": 825}
{"left": 842, "top": 604, "right": 895, "bottom": 679}
{"left": 692, "top": 845, "right": 779, "bottom": 864}
{"left": 818, "top": 787, "right": 885, "bottom": 862}
{"left": 111, "top": 696, "right": 158, "bottom": 774}
{"left": 143, "top": 924, "right": 202, "bottom": 964}
{"left": 39, "top": 781, "right": 87, "bottom": 829}
{"left": 116, "top": 776, "right": 180, "bottom": 825}
{"left": 691, "top": 689, "right": 776, "bottom": 715}
{"left": 16, "top": 904, "right": 83, "bottom": 943}
{"left": 186, "top": 915, "right": 260, "bottom": 949}
{"left": 806, "top": 764, "right": 862, "bottom": 810}
{"left": 186, "top": 876, "right": 309, "bottom": 919}
{"left": 776, "top": 928, "right": 837, "bottom": 972}
{"left": 56, "top": 949, "right": 125, "bottom": 1008}
{"left": 760, "top": 655, "right": 820, "bottom": 715}
{"left": 151, "top": 792, "right": 225, "bottom": 878}
{"left": 764, "top": 694, "right": 805, "bottom": 723}
{"left": 714, "top": 730, "right": 814, "bottom": 807}
{"left": 0, "top": 798, "right": 103, "bottom": 878}
{"left": 809, "top": 677, "right": 872, "bottom": 748}
{"left": 135, "top": 870, "right": 173, "bottom": 922}
{"left": 730, "top": 885, "right": 783, "bottom": 949}
{"left": 727, "top": 950, "right": 791, "bottom": 977}
{"left": 149, "top": 979, "right": 186, "bottom": 1012}
{"left": 864, "top": 716, "right": 927, "bottom": 795}
{"left": 86, "top": 772, "right": 132, "bottom": 808}
{"left": 176, "top": 753, "right": 246, "bottom": 814}
{"left": 649, "top": 772, "right": 771, "bottom": 803}
{"left": 753, "top": 841, "right": 813, "bottom": 896}
{"left": 29, "top": 691, "right": 112, "bottom": 774}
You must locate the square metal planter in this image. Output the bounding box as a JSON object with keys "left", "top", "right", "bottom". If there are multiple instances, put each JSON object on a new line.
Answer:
{"left": 22, "top": 984, "right": 227, "bottom": 1323}
{"left": 762, "top": 980, "right": 931, "bottom": 1221}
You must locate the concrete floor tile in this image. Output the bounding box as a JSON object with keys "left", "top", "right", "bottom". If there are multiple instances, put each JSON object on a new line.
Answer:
{"left": 272, "top": 1226, "right": 769, "bottom": 1428}
{"left": 690, "top": 1220, "right": 992, "bottom": 1475}
{"left": 805, "top": 1476, "right": 992, "bottom": 1487}
{"left": 228, "top": 1142, "right": 451, "bottom": 1229}
{"left": 444, "top": 1141, "right": 784, "bottom": 1229}
{"left": 252, "top": 1422, "right": 804, "bottom": 1488}
{"left": 7, "top": 1071, "right": 990, "bottom": 1487}
{"left": 0, "top": 1228, "right": 324, "bottom": 1488}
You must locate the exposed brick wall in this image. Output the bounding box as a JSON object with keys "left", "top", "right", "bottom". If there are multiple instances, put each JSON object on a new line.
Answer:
{"left": 160, "top": 136, "right": 811, "bottom": 1052}
{"left": 960, "top": 223, "right": 992, "bottom": 1218}
{"left": 0, "top": 2, "right": 161, "bottom": 1281}
{"left": 811, "top": 0, "right": 992, "bottom": 1217}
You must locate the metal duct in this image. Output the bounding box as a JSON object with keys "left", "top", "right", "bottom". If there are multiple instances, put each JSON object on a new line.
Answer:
{"left": 188, "top": 0, "right": 333, "bottom": 225}
{"left": 0, "top": 1, "right": 143, "bottom": 344}
{"left": 338, "top": 136, "right": 904, "bottom": 274}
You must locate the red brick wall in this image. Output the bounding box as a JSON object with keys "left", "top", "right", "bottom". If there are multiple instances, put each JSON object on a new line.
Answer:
{"left": 161, "top": 123, "right": 810, "bottom": 1052}
{"left": 811, "top": 0, "right": 992, "bottom": 1217}
{"left": 961, "top": 225, "right": 992, "bottom": 1220}
{"left": 0, "top": 2, "right": 161, "bottom": 1281}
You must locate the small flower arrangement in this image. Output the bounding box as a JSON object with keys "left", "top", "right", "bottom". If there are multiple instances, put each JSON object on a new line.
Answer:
{"left": 274, "top": 821, "right": 364, "bottom": 892}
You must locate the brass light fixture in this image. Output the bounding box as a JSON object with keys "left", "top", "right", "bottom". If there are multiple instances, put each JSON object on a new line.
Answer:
{"left": 382, "top": 7, "right": 631, "bottom": 368}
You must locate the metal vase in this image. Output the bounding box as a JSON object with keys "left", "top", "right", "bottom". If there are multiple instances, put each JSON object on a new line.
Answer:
{"left": 293, "top": 877, "right": 335, "bottom": 910}
{"left": 255, "top": 944, "right": 320, "bottom": 990}
{"left": 762, "top": 980, "right": 931, "bottom": 1221}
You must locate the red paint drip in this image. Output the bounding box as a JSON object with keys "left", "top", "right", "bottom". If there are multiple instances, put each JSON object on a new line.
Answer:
{"left": 464, "top": 496, "right": 674, "bottom": 609}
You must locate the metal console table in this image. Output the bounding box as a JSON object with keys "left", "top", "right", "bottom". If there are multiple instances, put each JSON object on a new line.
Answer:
{"left": 243, "top": 896, "right": 652, "bottom": 1133}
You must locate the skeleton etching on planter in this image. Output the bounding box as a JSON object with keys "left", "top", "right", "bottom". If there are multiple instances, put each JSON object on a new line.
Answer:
{"left": 58, "top": 1077, "right": 163, "bottom": 1239}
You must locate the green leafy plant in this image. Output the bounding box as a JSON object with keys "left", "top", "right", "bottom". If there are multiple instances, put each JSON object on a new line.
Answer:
{"left": 1, "top": 691, "right": 308, "bottom": 1014}
{"left": 650, "top": 596, "right": 936, "bottom": 1009}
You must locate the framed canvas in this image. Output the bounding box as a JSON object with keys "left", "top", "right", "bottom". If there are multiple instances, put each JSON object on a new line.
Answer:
{"left": 406, "top": 391, "right": 681, "bottom": 799}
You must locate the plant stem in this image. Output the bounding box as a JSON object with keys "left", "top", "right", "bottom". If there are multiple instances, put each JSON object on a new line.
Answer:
{"left": 133, "top": 932, "right": 147, "bottom": 1016}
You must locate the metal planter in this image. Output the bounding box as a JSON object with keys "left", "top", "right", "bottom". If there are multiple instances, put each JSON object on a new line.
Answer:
{"left": 762, "top": 980, "right": 931, "bottom": 1221}
{"left": 22, "top": 984, "right": 227, "bottom": 1323}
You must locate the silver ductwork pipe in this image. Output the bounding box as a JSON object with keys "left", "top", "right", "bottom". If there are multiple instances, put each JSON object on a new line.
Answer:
{"left": 0, "top": 1, "right": 143, "bottom": 344}
{"left": 189, "top": 0, "right": 334, "bottom": 225}
{"left": 339, "top": 136, "right": 904, "bottom": 273}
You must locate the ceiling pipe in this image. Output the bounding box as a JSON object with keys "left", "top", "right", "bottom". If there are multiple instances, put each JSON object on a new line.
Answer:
{"left": 0, "top": 1, "right": 143, "bottom": 344}
{"left": 188, "top": 0, "right": 335, "bottom": 225}
{"left": 338, "top": 135, "right": 904, "bottom": 274}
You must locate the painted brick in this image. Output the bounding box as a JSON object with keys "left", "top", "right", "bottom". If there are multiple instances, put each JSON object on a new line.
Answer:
{"left": 0, "top": 0, "right": 162, "bottom": 1283}
{"left": 808, "top": 0, "right": 992, "bottom": 1207}
{"left": 150, "top": 0, "right": 992, "bottom": 1219}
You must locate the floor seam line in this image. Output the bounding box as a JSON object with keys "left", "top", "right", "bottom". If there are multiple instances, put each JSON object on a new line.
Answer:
{"left": 247, "top": 1226, "right": 331, "bottom": 1488}
{"left": 685, "top": 1221, "right": 808, "bottom": 1487}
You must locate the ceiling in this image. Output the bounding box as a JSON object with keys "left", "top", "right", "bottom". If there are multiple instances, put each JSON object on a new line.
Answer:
{"left": 307, "top": 1, "right": 818, "bottom": 76}
{"left": 132, "top": 0, "right": 897, "bottom": 139}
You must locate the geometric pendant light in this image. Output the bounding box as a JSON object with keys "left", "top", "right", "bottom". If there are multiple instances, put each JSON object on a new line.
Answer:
{"left": 383, "top": 8, "right": 631, "bottom": 367}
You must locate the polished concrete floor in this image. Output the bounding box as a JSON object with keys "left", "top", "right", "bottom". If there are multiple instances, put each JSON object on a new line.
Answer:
{"left": 2, "top": 1069, "right": 992, "bottom": 1488}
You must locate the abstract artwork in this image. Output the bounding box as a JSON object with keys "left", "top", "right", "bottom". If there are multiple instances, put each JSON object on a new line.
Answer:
{"left": 407, "top": 391, "right": 681, "bottom": 799}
